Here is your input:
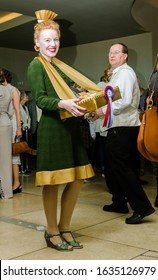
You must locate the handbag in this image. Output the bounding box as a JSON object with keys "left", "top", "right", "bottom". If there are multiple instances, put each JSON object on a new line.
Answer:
{"left": 137, "top": 54, "right": 158, "bottom": 162}
{"left": 12, "top": 140, "right": 30, "bottom": 155}
{"left": 137, "top": 106, "right": 158, "bottom": 162}
{"left": 137, "top": 93, "right": 158, "bottom": 162}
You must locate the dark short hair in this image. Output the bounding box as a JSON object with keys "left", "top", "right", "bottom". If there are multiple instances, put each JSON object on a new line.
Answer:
{"left": 0, "top": 68, "right": 12, "bottom": 83}
{"left": 0, "top": 69, "right": 5, "bottom": 84}
{"left": 111, "top": 42, "right": 128, "bottom": 55}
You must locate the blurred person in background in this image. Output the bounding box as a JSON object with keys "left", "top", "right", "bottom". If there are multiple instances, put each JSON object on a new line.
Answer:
{"left": 0, "top": 77, "right": 14, "bottom": 199}
{"left": 0, "top": 68, "right": 22, "bottom": 194}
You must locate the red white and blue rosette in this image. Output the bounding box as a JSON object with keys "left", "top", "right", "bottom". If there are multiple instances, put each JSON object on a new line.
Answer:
{"left": 102, "top": 85, "right": 114, "bottom": 128}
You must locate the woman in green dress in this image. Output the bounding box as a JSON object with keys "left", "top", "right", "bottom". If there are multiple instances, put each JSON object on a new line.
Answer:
{"left": 27, "top": 10, "right": 95, "bottom": 251}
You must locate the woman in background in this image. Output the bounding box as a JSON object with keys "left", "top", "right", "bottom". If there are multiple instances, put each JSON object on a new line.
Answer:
{"left": 0, "top": 78, "right": 13, "bottom": 199}
{"left": 0, "top": 68, "right": 22, "bottom": 194}
{"left": 20, "top": 92, "right": 31, "bottom": 173}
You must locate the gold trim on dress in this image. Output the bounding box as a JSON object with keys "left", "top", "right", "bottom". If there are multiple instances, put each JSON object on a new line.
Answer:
{"left": 35, "top": 164, "right": 95, "bottom": 186}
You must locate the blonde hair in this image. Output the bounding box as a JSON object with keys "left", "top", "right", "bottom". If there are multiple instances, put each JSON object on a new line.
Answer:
{"left": 34, "top": 19, "right": 61, "bottom": 52}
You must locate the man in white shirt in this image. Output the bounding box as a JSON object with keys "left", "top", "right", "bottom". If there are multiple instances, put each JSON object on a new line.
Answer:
{"left": 88, "top": 43, "right": 155, "bottom": 224}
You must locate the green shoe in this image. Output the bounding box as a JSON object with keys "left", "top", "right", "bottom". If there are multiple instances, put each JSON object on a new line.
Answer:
{"left": 60, "top": 231, "right": 83, "bottom": 249}
{"left": 44, "top": 231, "right": 73, "bottom": 251}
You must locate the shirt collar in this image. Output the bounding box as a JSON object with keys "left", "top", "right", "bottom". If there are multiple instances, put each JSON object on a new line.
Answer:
{"left": 112, "top": 63, "right": 127, "bottom": 74}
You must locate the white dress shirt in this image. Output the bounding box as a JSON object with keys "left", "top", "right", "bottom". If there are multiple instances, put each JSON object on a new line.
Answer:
{"left": 101, "top": 63, "right": 140, "bottom": 129}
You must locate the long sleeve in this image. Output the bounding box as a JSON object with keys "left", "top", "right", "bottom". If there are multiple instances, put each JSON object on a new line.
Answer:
{"left": 27, "top": 59, "right": 61, "bottom": 111}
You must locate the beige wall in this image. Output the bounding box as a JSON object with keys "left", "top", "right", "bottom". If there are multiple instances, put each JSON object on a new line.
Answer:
{"left": 0, "top": 47, "right": 35, "bottom": 91}
{"left": 0, "top": 32, "right": 153, "bottom": 90}
{"left": 58, "top": 32, "right": 153, "bottom": 87}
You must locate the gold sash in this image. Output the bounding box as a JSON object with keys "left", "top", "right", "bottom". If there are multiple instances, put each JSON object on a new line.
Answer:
{"left": 37, "top": 54, "right": 121, "bottom": 119}
{"left": 37, "top": 54, "right": 103, "bottom": 99}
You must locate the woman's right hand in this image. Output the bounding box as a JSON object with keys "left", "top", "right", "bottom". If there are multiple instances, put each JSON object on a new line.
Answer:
{"left": 16, "top": 127, "right": 22, "bottom": 138}
{"left": 58, "top": 98, "right": 86, "bottom": 117}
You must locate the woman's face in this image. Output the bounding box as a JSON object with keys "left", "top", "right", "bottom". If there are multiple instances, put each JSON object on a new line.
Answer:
{"left": 36, "top": 29, "right": 60, "bottom": 62}
{"left": 23, "top": 93, "right": 29, "bottom": 102}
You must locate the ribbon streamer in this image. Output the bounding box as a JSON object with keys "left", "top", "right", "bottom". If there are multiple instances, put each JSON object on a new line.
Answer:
{"left": 102, "top": 85, "right": 114, "bottom": 128}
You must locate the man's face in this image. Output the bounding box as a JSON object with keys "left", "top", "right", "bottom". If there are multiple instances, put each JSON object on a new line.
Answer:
{"left": 108, "top": 44, "right": 128, "bottom": 69}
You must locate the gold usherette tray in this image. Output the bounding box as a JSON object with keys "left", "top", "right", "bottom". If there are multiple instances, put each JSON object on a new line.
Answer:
{"left": 59, "top": 86, "right": 121, "bottom": 120}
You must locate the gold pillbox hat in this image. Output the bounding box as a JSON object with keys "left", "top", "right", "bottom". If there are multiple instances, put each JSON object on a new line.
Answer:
{"left": 35, "top": 9, "right": 58, "bottom": 22}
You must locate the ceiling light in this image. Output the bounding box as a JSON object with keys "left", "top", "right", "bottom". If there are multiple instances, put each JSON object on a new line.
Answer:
{"left": 0, "top": 12, "right": 22, "bottom": 24}
{"left": 0, "top": 11, "right": 35, "bottom": 32}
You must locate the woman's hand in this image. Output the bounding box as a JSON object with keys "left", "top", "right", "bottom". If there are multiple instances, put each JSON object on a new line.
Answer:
{"left": 16, "top": 127, "right": 22, "bottom": 138}
{"left": 58, "top": 98, "right": 86, "bottom": 117}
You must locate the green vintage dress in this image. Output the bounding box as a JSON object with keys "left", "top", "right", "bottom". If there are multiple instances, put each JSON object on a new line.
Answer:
{"left": 27, "top": 58, "right": 94, "bottom": 186}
